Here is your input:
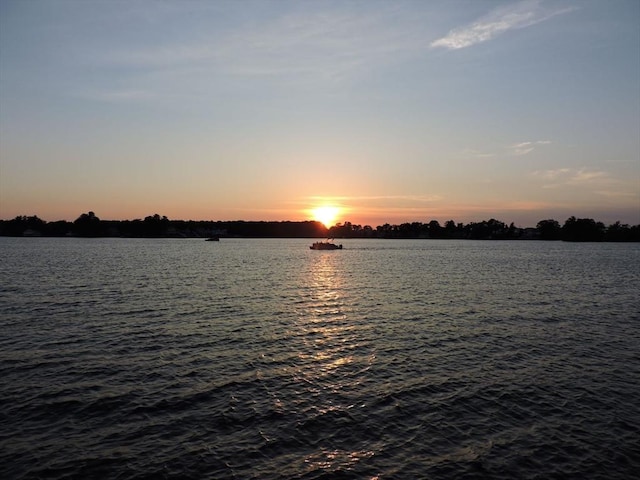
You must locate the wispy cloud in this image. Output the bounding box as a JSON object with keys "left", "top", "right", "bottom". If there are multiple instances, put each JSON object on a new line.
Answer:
{"left": 431, "top": 0, "right": 575, "bottom": 50}
{"left": 570, "top": 169, "right": 608, "bottom": 183}
{"left": 306, "top": 194, "right": 443, "bottom": 203}
{"left": 533, "top": 168, "right": 571, "bottom": 181}
{"left": 460, "top": 148, "right": 496, "bottom": 159}
{"left": 508, "top": 140, "right": 552, "bottom": 156}
{"left": 532, "top": 167, "right": 612, "bottom": 188}
{"left": 100, "top": 7, "right": 420, "bottom": 84}
{"left": 463, "top": 140, "right": 551, "bottom": 159}
{"left": 71, "top": 6, "right": 429, "bottom": 106}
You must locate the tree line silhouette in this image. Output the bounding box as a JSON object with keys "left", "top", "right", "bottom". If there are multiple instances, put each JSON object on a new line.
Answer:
{"left": 0, "top": 212, "right": 638, "bottom": 242}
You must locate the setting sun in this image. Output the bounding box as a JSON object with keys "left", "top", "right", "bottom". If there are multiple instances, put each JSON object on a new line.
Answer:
{"left": 311, "top": 206, "right": 341, "bottom": 228}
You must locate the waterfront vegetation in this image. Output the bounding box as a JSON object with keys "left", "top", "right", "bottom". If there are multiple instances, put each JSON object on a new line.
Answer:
{"left": 1, "top": 212, "right": 638, "bottom": 241}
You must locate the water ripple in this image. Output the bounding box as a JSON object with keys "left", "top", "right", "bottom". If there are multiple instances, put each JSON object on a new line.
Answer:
{"left": 0, "top": 238, "right": 639, "bottom": 479}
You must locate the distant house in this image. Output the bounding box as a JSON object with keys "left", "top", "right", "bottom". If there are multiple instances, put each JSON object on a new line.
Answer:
{"left": 22, "top": 229, "right": 41, "bottom": 237}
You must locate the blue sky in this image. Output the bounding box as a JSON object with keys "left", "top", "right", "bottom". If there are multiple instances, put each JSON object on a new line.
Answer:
{"left": 1, "top": 0, "right": 638, "bottom": 226}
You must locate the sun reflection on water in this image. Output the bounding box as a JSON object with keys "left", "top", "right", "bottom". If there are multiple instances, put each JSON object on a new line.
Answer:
{"left": 304, "top": 447, "right": 376, "bottom": 473}
{"left": 285, "top": 251, "right": 379, "bottom": 474}
{"left": 295, "top": 252, "right": 353, "bottom": 377}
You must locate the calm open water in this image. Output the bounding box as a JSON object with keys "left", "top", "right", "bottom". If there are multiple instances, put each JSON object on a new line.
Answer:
{"left": 1, "top": 237, "right": 639, "bottom": 479}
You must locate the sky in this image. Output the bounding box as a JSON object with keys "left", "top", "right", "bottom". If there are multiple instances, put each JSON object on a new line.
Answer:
{"left": 1, "top": 0, "right": 639, "bottom": 227}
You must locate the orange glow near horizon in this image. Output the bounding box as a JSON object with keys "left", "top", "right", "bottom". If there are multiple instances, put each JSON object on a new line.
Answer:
{"left": 310, "top": 205, "right": 341, "bottom": 228}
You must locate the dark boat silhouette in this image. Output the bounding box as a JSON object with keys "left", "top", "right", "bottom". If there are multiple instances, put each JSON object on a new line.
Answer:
{"left": 310, "top": 240, "right": 342, "bottom": 250}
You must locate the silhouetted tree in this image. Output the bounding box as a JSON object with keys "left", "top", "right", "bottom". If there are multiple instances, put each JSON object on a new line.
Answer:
{"left": 143, "top": 214, "right": 170, "bottom": 236}
{"left": 73, "top": 211, "right": 103, "bottom": 237}
{"left": 376, "top": 223, "right": 393, "bottom": 238}
{"left": 3, "top": 212, "right": 639, "bottom": 240}
{"left": 329, "top": 221, "right": 359, "bottom": 238}
{"left": 46, "top": 220, "right": 72, "bottom": 236}
{"left": 427, "top": 220, "right": 443, "bottom": 239}
{"left": 562, "top": 216, "right": 605, "bottom": 242}
{"left": 0, "top": 215, "right": 46, "bottom": 236}
{"left": 605, "top": 221, "right": 638, "bottom": 242}
{"left": 466, "top": 218, "right": 509, "bottom": 239}
{"left": 536, "top": 219, "right": 562, "bottom": 240}
{"left": 443, "top": 220, "right": 459, "bottom": 238}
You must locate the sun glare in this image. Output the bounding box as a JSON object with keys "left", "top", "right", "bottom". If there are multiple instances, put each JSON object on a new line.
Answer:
{"left": 311, "top": 206, "right": 341, "bottom": 228}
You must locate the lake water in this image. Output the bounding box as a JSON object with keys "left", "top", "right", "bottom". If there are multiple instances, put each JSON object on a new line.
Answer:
{"left": 1, "top": 237, "right": 639, "bottom": 479}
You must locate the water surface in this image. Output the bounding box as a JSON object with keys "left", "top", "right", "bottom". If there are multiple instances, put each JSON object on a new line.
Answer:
{"left": 1, "top": 238, "right": 638, "bottom": 479}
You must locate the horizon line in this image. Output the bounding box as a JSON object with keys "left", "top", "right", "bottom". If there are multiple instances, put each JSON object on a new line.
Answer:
{"left": 2, "top": 213, "right": 639, "bottom": 229}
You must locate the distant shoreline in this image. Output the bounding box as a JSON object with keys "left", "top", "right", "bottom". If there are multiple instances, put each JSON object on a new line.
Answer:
{"left": 1, "top": 214, "right": 638, "bottom": 242}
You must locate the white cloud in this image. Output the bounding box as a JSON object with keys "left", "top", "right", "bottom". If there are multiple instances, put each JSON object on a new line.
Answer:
{"left": 532, "top": 167, "right": 614, "bottom": 189}
{"left": 569, "top": 169, "right": 608, "bottom": 184}
{"left": 464, "top": 140, "right": 551, "bottom": 158}
{"left": 508, "top": 140, "right": 552, "bottom": 156}
{"left": 512, "top": 146, "right": 535, "bottom": 156}
{"left": 532, "top": 168, "right": 571, "bottom": 180}
{"left": 430, "top": 0, "right": 575, "bottom": 50}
